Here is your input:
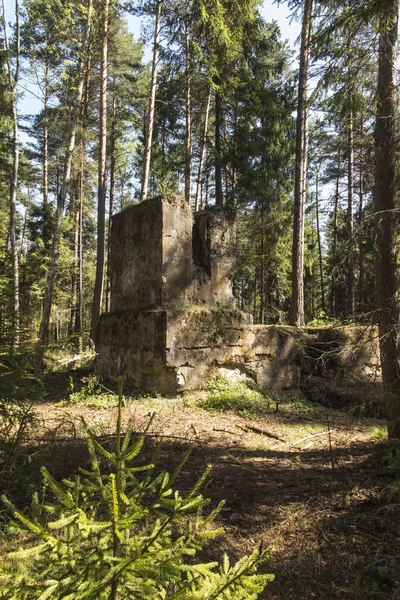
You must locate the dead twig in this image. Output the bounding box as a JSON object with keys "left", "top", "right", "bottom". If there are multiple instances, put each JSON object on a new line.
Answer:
{"left": 291, "top": 430, "right": 333, "bottom": 447}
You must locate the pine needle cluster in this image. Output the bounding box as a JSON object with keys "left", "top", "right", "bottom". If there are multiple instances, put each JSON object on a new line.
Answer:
{"left": 1, "top": 380, "right": 273, "bottom": 599}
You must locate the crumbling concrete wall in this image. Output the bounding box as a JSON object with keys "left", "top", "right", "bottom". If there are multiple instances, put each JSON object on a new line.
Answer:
{"left": 95, "top": 308, "right": 303, "bottom": 395}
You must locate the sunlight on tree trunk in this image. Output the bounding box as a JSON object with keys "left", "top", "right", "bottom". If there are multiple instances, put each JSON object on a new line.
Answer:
{"left": 374, "top": 2, "right": 400, "bottom": 439}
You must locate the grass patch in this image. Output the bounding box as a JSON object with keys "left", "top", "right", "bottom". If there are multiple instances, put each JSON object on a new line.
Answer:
{"left": 59, "top": 376, "right": 119, "bottom": 409}
{"left": 199, "top": 379, "right": 274, "bottom": 417}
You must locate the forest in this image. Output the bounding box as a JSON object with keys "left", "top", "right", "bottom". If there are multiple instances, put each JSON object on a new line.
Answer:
{"left": 0, "top": 0, "right": 400, "bottom": 598}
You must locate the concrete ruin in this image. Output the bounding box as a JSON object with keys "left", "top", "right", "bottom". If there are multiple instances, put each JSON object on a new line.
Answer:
{"left": 95, "top": 195, "right": 381, "bottom": 397}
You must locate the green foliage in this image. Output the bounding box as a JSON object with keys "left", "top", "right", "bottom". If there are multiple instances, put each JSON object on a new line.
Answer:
{"left": 61, "top": 375, "right": 118, "bottom": 409}
{"left": 200, "top": 378, "right": 274, "bottom": 417}
{"left": 371, "top": 427, "right": 387, "bottom": 443}
{"left": 1, "top": 381, "right": 273, "bottom": 599}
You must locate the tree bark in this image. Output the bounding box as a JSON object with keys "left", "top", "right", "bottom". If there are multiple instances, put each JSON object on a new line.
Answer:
{"left": 315, "top": 170, "right": 325, "bottom": 313}
{"left": 358, "top": 139, "right": 364, "bottom": 312}
{"left": 106, "top": 95, "right": 117, "bottom": 313}
{"left": 91, "top": 0, "right": 110, "bottom": 342}
{"left": 195, "top": 89, "right": 211, "bottom": 212}
{"left": 141, "top": 0, "right": 162, "bottom": 201}
{"left": 215, "top": 89, "right": 223, "bottom": 207}
{"left": 43, "top": 60, "right": 49, "bottom": 206}
{"left": 347, "top": 103, "right": 355, "bottom": 317}
{"left": 374, "top": 2, "right": 400, "bottom": 438}
{"left": 2, "top": 0, "right": 21, "bottom": 355}
{"left": 330, "top": 146, "right": 341, "bottom": 318}
{"left": 290, "top": 0, "right": 314, "bottom": 327}
{"left": 184, "top": 6, "right": 192, "bottom": 205}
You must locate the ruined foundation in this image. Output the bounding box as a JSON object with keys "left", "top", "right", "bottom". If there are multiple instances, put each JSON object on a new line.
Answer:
{"left": 95, "top": 195, "right": 302, "bottom": 394}
{"left": 95, "top": 195, "right": 380, "bottom": 396}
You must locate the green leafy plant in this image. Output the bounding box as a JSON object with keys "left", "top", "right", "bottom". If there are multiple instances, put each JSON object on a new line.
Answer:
{"left": 199, "top": 378, "right": 274, "bottom": 417}
{"left": 61, "top": 375, "right": 118, "bottom": 409}
{"left": 371, "top": 427, "right": 387, "bottom": 443}
{"left": 1, "top": 380, "right": 273, "bottom": 599}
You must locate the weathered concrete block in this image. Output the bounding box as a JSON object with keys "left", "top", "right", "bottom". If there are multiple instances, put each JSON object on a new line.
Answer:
{"left": 109, "top": 195, "right": 193, "bottom": 311}
{"left": 190, "top": 208, "right": 236, "bottom": 306}
{"left": 109, "top": 196, "right": 236, "bottom": 312}
{"left": 95, "top": 308, "right": 303, "bottom": 394}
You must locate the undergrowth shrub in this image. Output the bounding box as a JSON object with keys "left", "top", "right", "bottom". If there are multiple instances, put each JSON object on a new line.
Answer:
{"left": 1, "top": 380, "right": 273, "bottom": 599}
{"left": 199, "top": 379, "right": 273, "bottom": 417}
{"left": 373, "top": 439, "right": 400, "bottom": 470}
{"left": 0, "top": 398, "right": 37, "bottom": 472}
{"left": 61, "top": 375, "right": 118, "bottom": 409}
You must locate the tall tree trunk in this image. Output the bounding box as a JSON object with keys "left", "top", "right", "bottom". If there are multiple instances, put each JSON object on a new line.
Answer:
{"left": 347, "top": 103, "right": 355, "bottom": 317}
{"left": 106, "top": 96, "right": 117, "bottom": 313}
{"left": 315, "top": 170, "right": 325, "bottom": 313}
{"left": 330, "top": 146, "right": 341, "bottom": 317}
{"left": 69, "top": 179, "right": 79, "bottom": 338}
{"left": 215, "top": 89, "right": 223, "bottom": 207}
{"left": 43, "top": 60, "right": 49, "bottom": 206}
{"left": 2, "top": 0, "right": 21, "bottom": 355}
{"left": 141, "top": 0, "right": 162, "bottom": 201}
{"left": 184, "top": 7, "right": 192, "bottom": 205}
{"left": 374, "top": 2, "right": 400, "bottom": 438}
{"left": 259, "top": 203, "right": 265, "bottom": 325}
{"left": 195, "top": 89, "right": 211, "bottom": 212}
{"left": 358, "top": 140, "right": 364, "bottom": 312}
{"left": 35, "top": 0, "right": 93, "bottom": 372}
{"left": 290, "top": 0, "right": 314, "bottom": 327}
{"left": 75, "top": 139, "right": 85, "bottom": 334}
{"left": 91, "top": 0, "right": 109, "bottom": 342}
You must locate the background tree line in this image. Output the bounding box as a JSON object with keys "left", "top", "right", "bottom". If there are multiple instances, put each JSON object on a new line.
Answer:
{"left": 0, "top": 0, "right": 398, "bottom": 428}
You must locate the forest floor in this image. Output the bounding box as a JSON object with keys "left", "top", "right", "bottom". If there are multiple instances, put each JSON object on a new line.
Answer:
{"left": 2, "top": 367, "right": 400, "bottom": 600}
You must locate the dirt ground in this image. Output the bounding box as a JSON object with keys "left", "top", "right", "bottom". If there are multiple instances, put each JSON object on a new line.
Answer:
{"left": 4, "top": 368, "right": 400, "bottom": 600}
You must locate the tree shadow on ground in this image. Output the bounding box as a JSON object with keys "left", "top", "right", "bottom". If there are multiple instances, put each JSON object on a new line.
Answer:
{"left": 3, "top": 423, "right": 399, "bottom": 600}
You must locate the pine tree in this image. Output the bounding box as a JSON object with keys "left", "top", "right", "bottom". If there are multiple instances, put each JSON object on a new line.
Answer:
{"left": 1, "top": 383, "right": 273, "bottom": 599}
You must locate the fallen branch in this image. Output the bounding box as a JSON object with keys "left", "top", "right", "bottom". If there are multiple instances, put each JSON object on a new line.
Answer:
{"left": 291, "top": 430, "right": 332, "bottom": 447}
{"left": 213, "top": 428, "right": 240, "bottom": 435}
{"left": 57, "top": 354, "right": 82, "bottom": 366}
{"left": 237, "top": 424, "right": 286, "bottom": 443}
